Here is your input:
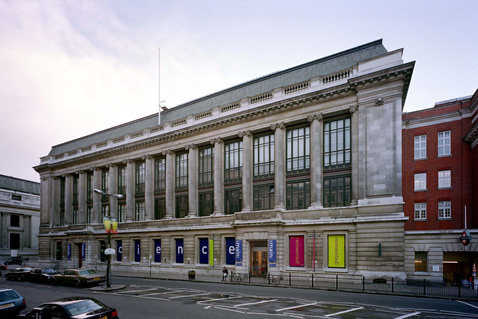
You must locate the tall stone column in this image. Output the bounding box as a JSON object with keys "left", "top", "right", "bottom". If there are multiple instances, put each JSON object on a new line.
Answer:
{"left": 108, "top": 165, "right": 118, "bottom": 219}
{"left": 145, "top": 156, "right": 154, "bottom": 220}
{"left": 93, "top": 168, "right": 102, "bottom": 224}
{"left": 350, "top": 105, "right": 359, "bottom": 204}
{"left": 272, "top": 122, "right": 286, "bottom": 210}
{"left": 165, "top": 151, "right": 176, "bottom": 218}
{"left": 125, "top": 160, "right": 135, "bottom": 222}
{"left": 213, "top": 139, "right": 224, "bottom": 215}
{"left": 78, "top": 171, "right": 87, "bottom": 224}
{"left": 187, "top": 145, "right": 198, "bottom": 217}
{"left": 240, "top": 131, "right": 253, "bottom": 212}
{"left": 51, "top": 177, "right": 60, "bottom": 226}
{"left": 64, "top": 174, "right": 73, "bottom": 225}
{"left": 39, "top": 175, "right": 51, "bottom": 226}
{"left": 308, "top": 113, "right": 323, "bottom": 208}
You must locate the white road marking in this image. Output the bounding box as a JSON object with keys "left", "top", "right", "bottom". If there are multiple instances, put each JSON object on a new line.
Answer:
{"left": 116, "top": 288, "right": 158, "bottom": 294}
{"left": 204, "top": 306, "right": 211, "bottom": 309}
{"left": 141, "top": 292, "right": 170, "bottom": 297}
{"left": 170, "top": 292, "right": 212, "bottom": 299}
{"left": 213, "top": 305, "right": 246, "bottom": 314}
{"left": 394, "top": 311, "right": 421, "bottom": 319}
{"left": 198, "top": 295, "right": 243, "bottom": 304}
{"left": 325, "top": 306, "right": 363, "bottom": 317}
{"left": 234, "top": 299, "right": 278, "bottom": 308}
{"left": 457, "top": 300, "right": 478, "bottom": 310}
{"left": 275, "top": 302, "right": 318, "bottom": 312}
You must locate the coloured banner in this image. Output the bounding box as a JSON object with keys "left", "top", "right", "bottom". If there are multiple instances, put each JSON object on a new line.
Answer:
{"left": 154, "top": 239, "right": 161, "bottom": 263}
{"left": 134, "top": 240, "right": 141, "bottom": 262}
{"left": 209, "top": 239, "right": 214, "bottom": 266}
{"left": 199, "top": 238, "right": 209, "bottom": 264}
{"left": 116, "top": 240, "right": 122, "bottom": 262}
{"left": 289, "top": 236, "right": 304, "bottom": 267}
{"left": 225, "top": 237, "right": 236, "bottom": 265}
{"left": 328, "top": 235, "right": 345, "bottom": 268}
{"left": 67, "top": 243, "right": 71, "bottom": 260}
{"left": 81, "top": 243, "right": 85, "bottom": 260}
{"left": 235, "top": 239, "right": 242, "bottom": 266}
{"left": 268, "top": 239, "right": 276, "bottom": 267}
{"left": 176, "top": 238, "right": 184, "bottom": 263}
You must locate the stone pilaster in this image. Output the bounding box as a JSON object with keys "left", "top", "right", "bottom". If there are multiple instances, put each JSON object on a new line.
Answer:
{"left": 125, "top": 160, "right": 135, "bottom": 222}
{"left": 78, "top": 171, "right": 87, "bottom": 224}
{"left": 187, "top": 145, "right": 198, "bottom": 217}
{"left": 93, "top": 168, "right": 102, "bottom": 224}
{"left": 64, "top": 174, "right": 73, "bottom": 225}
{"left": 39, "top": 175, "right": 51, "bottom": 225}
{"left": 272, "top": 122, "right": 286, "bottom": 210}
{"left": 51, "top": 177, "right": 60, "bottom": 226}
{"left": 213, "top": 138, "right": 224, "bottom": 215}
{"left": 165, "top": 151, "right": 176, "bottom": 218}
{"left": 308, "top": 113, "right": 323, "bottom": 208}
{"left": 240, "top": 131, "right": 253, "bottom": 212}
{"left": 108, "top": 165, "right": 118, "bottom": 219}
{"left": 145, "top": 156, "right": 154, "bottom": 220}
{"left": 350, "top": 105, "right": 359, "bottom": 204}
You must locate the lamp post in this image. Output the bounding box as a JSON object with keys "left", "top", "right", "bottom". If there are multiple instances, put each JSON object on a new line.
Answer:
{"left": 94, "top": 188, "right": 123, "bottom": 288}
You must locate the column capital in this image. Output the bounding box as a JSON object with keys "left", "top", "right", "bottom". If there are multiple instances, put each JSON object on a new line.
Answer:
{"left": 307, "top": 112, "right": 323, "bottom": 122}
{"left": 185, "top": 144, "right": 197, "bottom": 151}
{"left": 211, "top": 138, "right": 223, "bottom": 145}
{"left": 126, "top": 159, "right": 135, "bottom": 164}
{"left": 349, "top": 105, "right": 359, "bottom": 114}
{"left": 164, "top": 150, "right": 175, "bottom": 156}
{"left": 270, "top": 122, "right": 285, "bottom": 130}
{"left": 238, "top": 130, "right": 252, "bottom": 138}
{"left": 145, "top": 155, "right": 154, "bottom": 160}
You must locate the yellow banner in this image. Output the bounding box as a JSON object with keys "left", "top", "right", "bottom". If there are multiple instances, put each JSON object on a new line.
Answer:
{"left": 328, "top": 235, "right": 345, "bottom": 268}
{"left": 209, "top": 239, "right": 214, "bottom": 266}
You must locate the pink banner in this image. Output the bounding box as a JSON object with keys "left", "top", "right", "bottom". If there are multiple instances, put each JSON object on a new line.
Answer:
{"left": 289, "top": 236, "right": 304, "bottom": 267}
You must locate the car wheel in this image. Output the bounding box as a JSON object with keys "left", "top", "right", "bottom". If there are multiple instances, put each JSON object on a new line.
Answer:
{"left": 75, "top": 279, "right": 82, "bottom": 288}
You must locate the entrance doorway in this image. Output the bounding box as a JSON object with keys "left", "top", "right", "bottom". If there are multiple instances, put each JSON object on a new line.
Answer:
{"left": 443, "top": 252, "right": 478, "bottom": 286}
{"left": 76, "top": 243, "right": 83, "bottom": 269}
{"left": 250, "top": 241, "right": 268, "bottom": 277}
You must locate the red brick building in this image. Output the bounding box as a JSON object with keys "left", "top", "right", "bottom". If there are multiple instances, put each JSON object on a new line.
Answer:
{"left": 403, "top": 89, "right": 478, "bottom": 284}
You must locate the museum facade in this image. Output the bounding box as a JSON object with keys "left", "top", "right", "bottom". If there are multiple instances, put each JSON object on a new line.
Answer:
{"left": 34, "top": 40, "right": 414, "bottom": 281}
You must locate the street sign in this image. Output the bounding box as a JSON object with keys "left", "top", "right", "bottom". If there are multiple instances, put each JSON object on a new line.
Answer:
{"left": 104, "top": 248, "right": 115, "bottom": 255}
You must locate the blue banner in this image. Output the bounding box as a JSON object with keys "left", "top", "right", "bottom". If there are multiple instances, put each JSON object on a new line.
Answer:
{"left": 225, "top": 237, "right": 235, "bottom": 265}
{"left": 176, "top": 238, "right": 184, "bottom": 263}
{"left": 67, "top": 243, "right": 71, "bottom": 260}
{"left": 134, "top": 240, "right": 141, "bottom": 262}
{"left": 116, "top": 240, "right": 122, "bottom": 262}
{"left": 81, "top": 243, "right": 85, "bottom": 260}
{"left": 268, "top": 239, "right": 277, "bottom": 267}
{"left": 154, "top": 239, "right": 161, "bottom": 263}
{"left": 235, "top": 239, "right": 242, "bottom": 266}
{"left": 199, "top": 238, "right": 209, "bottom": 264}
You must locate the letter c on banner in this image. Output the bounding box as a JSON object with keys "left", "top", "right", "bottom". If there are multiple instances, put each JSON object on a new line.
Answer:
{"left": 202, "top": 246, "right": 208, "bottom": 255}
{"left": 118, "top": 247, "right": 123, "bottom": 254}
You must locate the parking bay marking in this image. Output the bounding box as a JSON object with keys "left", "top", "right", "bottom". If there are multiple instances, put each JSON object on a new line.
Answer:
{"left": 457, "top": 300, "right": 478, "bottom": 310}
{"left": 324, "top": 306, "right": 363, "bottom": 317}
{"left": 394, "top": 312, "right": 421, "bottom": 319}
{"left": 275, "top": 302, "right": 318, "bottom": 312}
{"left": 116, "top": 288, "right": 158, "bottom": 294}
{"left": 198, "top": 296, "right": 243, "bottom": 304}
{"left": 170, "top": 292, "right": 212, "bottom": 299}
{"left": 234, "top": 299, "right": 278, "bottom": 308}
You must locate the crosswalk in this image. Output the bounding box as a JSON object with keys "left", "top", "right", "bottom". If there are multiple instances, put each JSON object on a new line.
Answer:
{"left": 93, "top": 285, "right": 478, "bottom": 318}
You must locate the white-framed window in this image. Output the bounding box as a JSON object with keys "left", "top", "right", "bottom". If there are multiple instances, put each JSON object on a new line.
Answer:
{"left": 438, "top": 131, "right": 451, "bottom": 157}
{"left": 414, "top": 135, "right": 427, "bottom": 160}
{"left": 438, "top": 170, "right": 451, "bottom": 189}
{"left": 414, "top": 173, "right": 427, "bottom": 191}
{"left": 438, "top": 201, "right": 451, "bottom": 219}
{"left": 414, "top": 203, "right": 427, "bottom": 220}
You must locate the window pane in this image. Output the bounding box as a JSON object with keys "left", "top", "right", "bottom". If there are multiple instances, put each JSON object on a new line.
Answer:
{"left": 414, "top": 251, "right": 427, "bottom": 272}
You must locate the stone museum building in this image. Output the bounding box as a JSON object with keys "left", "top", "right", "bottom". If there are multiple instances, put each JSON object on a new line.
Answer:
{"left": 0, "top": 174, "right": 40, "bottom": 259}
{"left": 403, "top": 89, "right": 478, "bottom": 284}
{"left": 34, "top": 40, "right": 415, "bottom": 280}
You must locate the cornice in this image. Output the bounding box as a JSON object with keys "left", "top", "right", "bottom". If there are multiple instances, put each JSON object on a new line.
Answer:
{"left": 36, "top": 63, "right": 414, "bottom": 173}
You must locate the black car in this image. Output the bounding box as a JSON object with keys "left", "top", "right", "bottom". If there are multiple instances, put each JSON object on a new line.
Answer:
{"left": 5, "top": 268, "right": 33, "bottom": 281}
{"left": 24, "top": 268, "right": 59, "bottom": 284}
{"left": 18, "top": 297, "right": 118, "bottom": 319}
{"left": 0, "top": 289, "right": 26, "bottom": 317}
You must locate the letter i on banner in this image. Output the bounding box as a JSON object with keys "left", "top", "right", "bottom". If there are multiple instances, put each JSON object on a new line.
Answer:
{"left": 209, "top": 239, "right": 214, "bottom": 266}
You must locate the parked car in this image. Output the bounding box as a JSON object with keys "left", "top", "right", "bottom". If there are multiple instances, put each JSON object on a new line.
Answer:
{"left": 24, "top": 268, "right": 59, "bottom": 284}
{"left": 5, "top": 268, "right": 33, "bottom": 281}
{"left": 0, "top": 289, "right": 26, "bottom": 317}
{"left": 17, "top": 297, "right": 118, "bottom": 319}
{"left": 1, "top": 257, "right": 23, "bottom": 271}
{"left": 53, "top": 269, "right": 105, "bottom": 287}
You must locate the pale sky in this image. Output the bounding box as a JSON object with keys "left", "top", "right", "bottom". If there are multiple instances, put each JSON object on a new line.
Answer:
{"left": 1, "top": 0, "right": 477, "bottom": 182}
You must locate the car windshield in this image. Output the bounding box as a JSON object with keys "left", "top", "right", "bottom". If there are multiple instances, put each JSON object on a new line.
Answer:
{"left": 79, "top": 270, "right": 91, "bottom": 276}
{"left": 63, "top": 300, "right": 103, "bottom": 316}
{"left": 0, "top": 290, "right": 19, "bottom": 301}
{"left": 87, "top": 269, "right": 96, "bottom": 274}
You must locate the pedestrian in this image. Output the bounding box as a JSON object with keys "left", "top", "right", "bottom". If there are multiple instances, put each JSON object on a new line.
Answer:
{"left": 222, "top": 266, "right": 228, "bottom": 281}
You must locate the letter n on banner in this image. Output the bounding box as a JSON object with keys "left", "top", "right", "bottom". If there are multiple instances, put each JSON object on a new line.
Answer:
{"left": 208, "top": 239, "right": 214, "bottom": 266}
{"left": 289, "top": 236, "right": 304, "bottom": 267}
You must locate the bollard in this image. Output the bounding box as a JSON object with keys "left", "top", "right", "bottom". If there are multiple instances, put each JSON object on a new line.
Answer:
{"left": 362, "top": 276, "right": 365, "bottom": 292}
{"left": 336, "top": 274, "right": 338, "bottom": 291}
{"left": 423, "top": 279, "right": 426, "bottom": 295}
{"left": 392, "top": 277, "right": 394, "bottom": 293}
{"left": 249, "top": 272, "right": 251, "bottom": 284}
{"left": 268, "top": 273, "right": 271, "bottom": 285}
{"left": 289, "top": 272, "right": 291, "bottom": 286}
{"left": 312, "top": 273, "right": 314, "bottom": 288}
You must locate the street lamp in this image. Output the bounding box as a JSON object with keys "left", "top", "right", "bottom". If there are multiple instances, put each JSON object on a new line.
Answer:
{"left": 94, "top": 188, "right": 123, "bottom": 288}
